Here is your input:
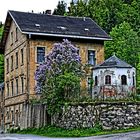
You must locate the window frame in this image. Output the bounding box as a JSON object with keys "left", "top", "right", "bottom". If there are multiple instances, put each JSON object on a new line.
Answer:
{"left": 15, "top": 52, "right": 18, "bottom": 68}
{"left": 95, "top": 76, "right": 98, "bottom": 86}
{"left": 21, "top": 77, "right": 24, "bottom": 94}
{"left": 11, "top": 55, "right": 13, "bottom": 71}
{"left": 37, "top": 47, "right": 45, "bottom": 63}
{"left": 16, "top": 78, "right": 18, "bottom": 95}
{"left": 21, "top": 48, "right": 24, "bottom": 65}
{"left": 6, "top": 58, "right": 9, "bottom": 73}
{"left": 11, "top": 81, "right": 14, "bottom": 96}
{"left": 15, "top": 27, "right": 18, "bottom": 42}
{"left": 105, "top": 75, "right": 111, "bottom": 85}
{"left": 7, "top": 82, "right": 9, "bottom": 97}
{"left": 88, "top": 50, "right": 96, "bottom": 65}
{"left": 121, "top": 75, "right": 127, "bottom": 85}
{"left": 11, "top": 31, "right": 13, "bottom": 45}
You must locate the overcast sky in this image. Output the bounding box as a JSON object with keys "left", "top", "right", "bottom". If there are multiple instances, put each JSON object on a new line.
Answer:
{"left": 0, "top": 0, "right": 71, "bottom": 23}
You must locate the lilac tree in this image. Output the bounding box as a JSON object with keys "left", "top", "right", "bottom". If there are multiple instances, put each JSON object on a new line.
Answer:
{"left": 35, "top": 39, "right": 83, "bottom": 114}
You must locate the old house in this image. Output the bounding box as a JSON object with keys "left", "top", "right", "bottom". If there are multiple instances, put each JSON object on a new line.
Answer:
{"left": 93, "top": 55, "right": 136, "bottom": 99}
{"left": 0, "top": 10, "right": 111, "bottom": 130}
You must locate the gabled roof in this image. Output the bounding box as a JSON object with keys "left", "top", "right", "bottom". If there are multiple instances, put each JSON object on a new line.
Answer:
{"left": 93, "top": 55, "right": 133, "bottom": 69}
{"left": 10, "top": 10, "right": 111, "bottom": 40}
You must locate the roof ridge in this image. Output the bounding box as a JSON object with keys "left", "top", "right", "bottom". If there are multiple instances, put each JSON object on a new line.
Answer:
{"left": 8, "top": 10, "right": 92, "bottom": 20}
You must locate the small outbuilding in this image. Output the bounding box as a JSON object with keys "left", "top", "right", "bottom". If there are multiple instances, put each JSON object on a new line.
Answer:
{"left": 92, "top": 55, "right": 136, "bottom": 99}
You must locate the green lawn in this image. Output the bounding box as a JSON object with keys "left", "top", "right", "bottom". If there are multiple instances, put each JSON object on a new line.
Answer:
{"left": 9, "top": 125, "right": 140, "bottom": 137}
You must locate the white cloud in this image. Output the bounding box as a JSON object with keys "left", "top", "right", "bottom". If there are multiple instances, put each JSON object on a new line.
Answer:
{"left": 1, "top": 0, "right": 71, "bottom": 23}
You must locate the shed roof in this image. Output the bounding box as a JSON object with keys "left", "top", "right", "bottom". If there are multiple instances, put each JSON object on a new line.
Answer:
{"left": 93, "top": 55, "right": 133, "bottom": 69}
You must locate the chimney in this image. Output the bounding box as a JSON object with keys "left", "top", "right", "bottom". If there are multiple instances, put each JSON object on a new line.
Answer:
{"left": 45, "top": 10, "right": 51, "bottom": 15}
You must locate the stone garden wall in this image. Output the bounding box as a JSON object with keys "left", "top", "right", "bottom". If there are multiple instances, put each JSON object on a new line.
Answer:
{"left": 52, "top": 102, "right": 140, "bottom": 130}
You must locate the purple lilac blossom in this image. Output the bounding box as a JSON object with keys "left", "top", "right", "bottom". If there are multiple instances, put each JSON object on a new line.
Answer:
{"left": 35, "top": 39, "right": 81, "bottom": 93}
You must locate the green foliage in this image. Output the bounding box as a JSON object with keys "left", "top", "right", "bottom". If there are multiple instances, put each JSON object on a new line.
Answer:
{"left": 42, "top": 72, "right": 81, "bottom": 115}
{"left": 68, "top": 0, "right": 140, "bottom": 34}
{"left": 105, "top": 22, "right": 140, "bottom": 87}
{"left": 105, "top": 22, "right": 140, "bottom": 66}
{"left": 0, "top": 25, "right": 4, "bottom": 83}
{"left": 0, "top": 25, "right": 3, "bottom": 40}
{"left": 0, "top": 54, "right": 4, "bottom": 83}
{"left": 56, "top": 72, "right": 80, "bottom": 100}
{"left": 35, "top": 40, "right": 83, "bottom": 115}
{"left": 53, "top": 1, "right": 67, "bottom": 15}
{"left": 11, "top": 125, "right": 140, "bottom": 137}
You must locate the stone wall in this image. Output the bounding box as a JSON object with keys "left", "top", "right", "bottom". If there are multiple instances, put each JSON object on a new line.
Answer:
{"left": 52, "top": 102, "right": 140, "bottom": 130}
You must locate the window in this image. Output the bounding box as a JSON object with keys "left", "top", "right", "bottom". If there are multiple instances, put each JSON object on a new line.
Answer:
{"left": 21, "top": 77, "right": 24, "bottom": 94}
{"left": 11, "top": 81, "right": 14, "bottom": 96}
{"left": 121, "top": 75, "right": 127, "bottom": 85}
{"left": 105, "top": 75, "right": 111, "bottom": 85}
{"left": 16, "top": 52, "right": 18, "bottom": 68}
{"left": 21, "top": 48, "right": 24, "bottom": 65}
{"left": 16, "top": 79, "right": 18, "bottom": 95}
{"left": 6, "top": 58, "right": 9, "bottom": 73}
{"left": 88, "top": 78, "right": 93, "bottom": 95}
{"left": 37, "top": 47, "right": 45, "bottom": 63}
{"left": 11, "top": 55, "right": 13, "bottom": 71}
{"left": 133, "top": 76, "right": 135, "bottom": 86}
{"left": 11, "top": 111, "right": 14, "bottom": 124}
{"left": 15, "top": 28, "right": 18, "bottom": 41}
{"left": 7, "top": 111, "right": 10, "bottom": 120}
{"left": 95, "top": 76, "right": 98, "bottom": 86}
{"left": 11, "top": 32, "right": 13, "bottom": 45}
{"left": 15, "top": 110, "right": 18, "bottom": 126}
{"left": 7, "top": 82, "right": 9, "bottom": 97}
{"left": 88, "top": 78, "right": 91, "bottom": 93}
{"left": 88, "top": 50, "right": 96, "bottom": 65}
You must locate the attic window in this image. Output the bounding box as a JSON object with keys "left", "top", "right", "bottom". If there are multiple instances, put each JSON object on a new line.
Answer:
{"left": 57, "top": 26, "right": 67, "bottom": 30}
{"left": 84, "top": 28, "right": 89, "bottom": 31}
{"left": 35, "top": 24, "right": 40, "bottom": 27}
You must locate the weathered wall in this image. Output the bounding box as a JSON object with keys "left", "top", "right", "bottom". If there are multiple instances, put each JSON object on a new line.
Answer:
{"left": 52, "top": 102, "right": 140, "bottom": 130}
{"left": 4, "top": 20, "right": 28, "bottom": 130}
{"left": 93, "top": 67, "right": 136, "bottom": 98}
{"left": 20, "top": 104, "right": 50, "bottom": 130}
{"left": 29, "top": 40, "right": 104, "bottom": 97}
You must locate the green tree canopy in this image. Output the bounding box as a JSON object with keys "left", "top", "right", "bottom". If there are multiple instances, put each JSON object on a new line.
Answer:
{"left": 68, "top": 0, "right": 140, "bottom": 34}
{"left": 105, "top": 22, "right": 140, "bottom": 87}
{"left": 53, "top": 1, "right": 67, "bottom": 15}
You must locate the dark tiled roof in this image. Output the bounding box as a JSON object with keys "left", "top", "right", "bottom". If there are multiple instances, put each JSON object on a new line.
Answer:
{"left": 9, "top": 10, "right": 111, "bottom": 40}
{"left": 94, "top": 55, "right": 133, "bottom": 69}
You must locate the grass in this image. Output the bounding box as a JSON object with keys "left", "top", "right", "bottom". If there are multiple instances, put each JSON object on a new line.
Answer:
{"left": 9, "top": 125, "right": 140, "bottom": 137}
